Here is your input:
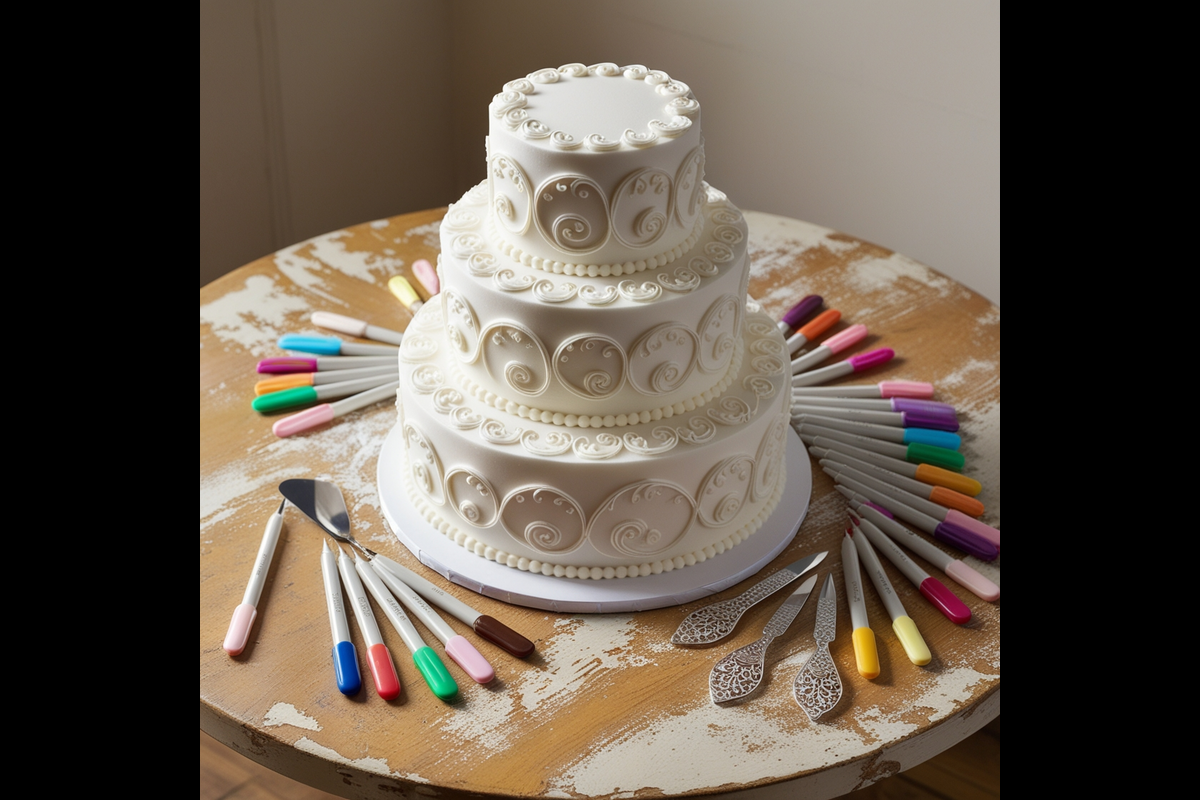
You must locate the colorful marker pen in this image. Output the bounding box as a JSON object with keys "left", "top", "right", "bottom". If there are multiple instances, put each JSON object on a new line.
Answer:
{"left": 842, "top": 532, "right": 879, "bottom": 679}
{"left": 791, "top": 348, "right": 894, "bottom": 388}
{"left": 311, "top": 311, "right": 405, "bottom": 346}
{"left": 850, "top": 509, "right": 972, "bottom": 625}
{"left": 850, "top": 526, "right": 932, "bottom": 666}
{"left": 790, "top": 325, "right": 867, "bottom": 374}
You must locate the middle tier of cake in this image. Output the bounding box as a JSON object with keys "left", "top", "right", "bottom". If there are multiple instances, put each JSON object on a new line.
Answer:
{"left": 433, "top": 181, "right": 751, "bottom": 425}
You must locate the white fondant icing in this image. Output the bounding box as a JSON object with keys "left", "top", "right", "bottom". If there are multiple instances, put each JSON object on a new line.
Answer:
{"left": 388, "top": 64, "right": 792, "bottom": 578}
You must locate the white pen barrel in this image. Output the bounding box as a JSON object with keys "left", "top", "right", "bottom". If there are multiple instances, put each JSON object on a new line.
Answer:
{"left": 242, "top": 511, "right": 284, "bottom": 606}
{"left": 371, "top": 563, "right": 456, "bottom": 645}
{"left": 856, "top": 516, "right": 929, "bottom": 586}
{"left": 373, "top": 555, "right": 481, "bottom": 626}
{"left": 321, "top": 548, "right": 352, "bottom": 643}
{"left": 852, "top": 531, "right": 908, "bottom": 622}
{"left": 354, "top": 558, "right": 426, "bottom": 653}
{"left": 337, "top": 553, "right": 384, "bottom": 647}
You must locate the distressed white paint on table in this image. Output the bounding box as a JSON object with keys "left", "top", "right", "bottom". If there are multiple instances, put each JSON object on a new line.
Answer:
{"left": 200, "top": 209, "right": 999, "bottom": 800}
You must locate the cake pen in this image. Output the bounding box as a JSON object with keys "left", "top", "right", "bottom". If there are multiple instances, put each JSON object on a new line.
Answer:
{"left": 412, "top": 259, "right": 440, "bottom": 296}
{"left": 841, "top": 492, "right": 1000, "bottom": 602}
{"left": 791, "top": 348, "right": 894, "bottom": 388}
{"left": 776, "top": 294, "right": 823, "bottom": 335}
{"left": 817, "top": 453, "right": 984, "bottom": 517}
{"left": 848, "top": 525, "right": 932, "bottom": 666}
{"left": 321, "top": 540, "right": 362, "bottom": 695}
{"left": 790, "top": 395, "right": 956, "bottom": 416}
{"left": 786, "top": 309, "right": 842, "bottom": 355}
{"left": 388, "top": 275, "right": 425, "bottom": 313}
{"left": 792, "top": 380, "right": 935, "bottom": 400}
{"left": 255, "top": 365, "right": 398, "bottom": 395}
{"left": 253, "top": 374, "right": 400, "bottom": 414}
{"left": 842, "top": 532, "right": 879, "bottom": 679}
{"left": 823, "top": 466, "right": 999, "bottom": 560}
{"left": 334, "top": 545, "right": 401, "bottom": 700}
{"left": 223, "top": 500, "right": 286, "bottom": 656}
{"left": 849, "top": 509, "right": 972, "bottom": 624}
{"left": 352, "top": 551, "right": 458, "bottom": 700}
{"left": 795, "top": 417, "right": 963, "bottom": 460}
{"left": 311, "top": 311, "right": 405, "bottom": 346}
{"left": 256, "top": 355, "right": 398, "bottom": 374}
{"left": 849, "top": 509, "right": 978, "bottom": 621}
{"left": 370, "top": 561, "right": 495, "bottom": 684}
{"left": 808, "top": 437, "right": 981, "bottom": 496}
{"left": 826, "top": 462, "right": 999, "bottom": 547}
{"left": 272, "top": 380, "right": 400, "bottom": 437}
{"left": 789, "top": 325, "right": 867, "bottom": 374}
{"left": 372, "top": 554, "right": 535, "bottom": 658}
{"left": 278, "top": 333, "right": 398, "bottom": 357}
{"left": 791, "top": 400, "right": 958, "bottom": 433}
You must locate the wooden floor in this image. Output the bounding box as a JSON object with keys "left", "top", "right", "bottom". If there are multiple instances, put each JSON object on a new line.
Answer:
{"left": 200, "top": 715, "right": 998, "bottom": 800}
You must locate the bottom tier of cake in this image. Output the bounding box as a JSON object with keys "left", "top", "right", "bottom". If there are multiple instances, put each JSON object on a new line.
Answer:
{"left": 390, "top": 298, "right": 792, "bottom": 579}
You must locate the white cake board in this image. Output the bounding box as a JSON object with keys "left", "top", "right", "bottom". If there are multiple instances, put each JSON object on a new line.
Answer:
{"left": 377, "top": 425, "right": 811, "bottom": 613}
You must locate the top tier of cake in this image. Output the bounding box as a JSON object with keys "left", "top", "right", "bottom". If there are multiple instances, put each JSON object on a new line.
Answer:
{"left": 486, "top": 63, "right": 705, "bottom": 272}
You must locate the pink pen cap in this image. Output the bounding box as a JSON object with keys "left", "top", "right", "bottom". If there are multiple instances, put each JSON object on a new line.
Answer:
{"left": 790, "top": 324, "right": 868, "bottom": 373}
{"left": 412, "top": 259, "right": 440, "bottom": 295}
{"left": 445, "top": 636, "right": 495, "bottom": 684}
{"left": 791, "top": 380, "right": 935, "bottom": 400}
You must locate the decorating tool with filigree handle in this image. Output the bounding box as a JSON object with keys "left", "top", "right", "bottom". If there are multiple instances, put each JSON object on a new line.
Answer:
{"left": 709, "top": 574, "right": 819, "bottom": 703}
{"left": 671, "top": 551, "right": 827, "bottom": 647}
{"left": 793, "top": 573, "right": 842, "bottom": 720}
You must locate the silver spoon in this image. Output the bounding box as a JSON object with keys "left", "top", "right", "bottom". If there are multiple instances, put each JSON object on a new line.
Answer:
{"left": 793, "top": 573, "right": 842, "bottom": 720}
{"left": 709, "top": 574, "right": 818, "bottom": 703}
{"left": 672, "top": 550, "right": 826, "bottom": 647}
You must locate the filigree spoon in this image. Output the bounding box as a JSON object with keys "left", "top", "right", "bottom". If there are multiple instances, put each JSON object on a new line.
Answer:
{"left": 709, "top": 574, "right": 819, "bottom": 703}
{"left": 672, "top": 551, "right": 827, "bottom": 647}
{"left": 793, "top": 573, "right": 842, "bottom": 720}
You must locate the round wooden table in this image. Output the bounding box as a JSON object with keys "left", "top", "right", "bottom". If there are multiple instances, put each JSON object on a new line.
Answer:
{"left": 200, "top": 208, "right": 1000, "bottom": 800}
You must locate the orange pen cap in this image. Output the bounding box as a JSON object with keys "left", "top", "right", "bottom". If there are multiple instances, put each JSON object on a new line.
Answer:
{"left": 929, "top": 486, "right": 985, "bottom": 518}
{"left": 254, "top": 374, "right": 312, "bottom": 395}
{"left": 913, "top": 463, "right": 983, "bottom": 497}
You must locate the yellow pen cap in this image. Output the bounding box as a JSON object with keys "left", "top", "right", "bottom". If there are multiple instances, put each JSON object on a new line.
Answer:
{"left": 388, "top": 275, "right": 421, "bottom": 309}
{"left": 892, "top": 616, "right": 931, "bottom": 666}
{"left": 852, "top": 626, "right": 880, "bottom": 679}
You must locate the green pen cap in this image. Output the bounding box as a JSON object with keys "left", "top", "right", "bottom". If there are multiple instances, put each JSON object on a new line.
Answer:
{"left": 906, "top": 442, "right": 965, "bottom": 472}
{"left": 413, "top": 646, "right": 458, "bottom": 700}
{"left": 252, "top": 386, "right": 318, "bottom": 413}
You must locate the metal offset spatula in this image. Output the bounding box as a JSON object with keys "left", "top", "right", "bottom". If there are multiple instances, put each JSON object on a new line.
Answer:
{"left": 793, "top": 573, "right": 843, "bottom": 720}
{"left": 279, "top": 479, "right": 373, "bottom": 556}
{"left": 709, "top": 574, "right": 819, "bottom": 703}
{"left": 672, "top": 551, "right": 827, "bottom": 647}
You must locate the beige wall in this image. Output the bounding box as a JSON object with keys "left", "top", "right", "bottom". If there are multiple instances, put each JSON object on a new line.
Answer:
{"left": 201, "top": 0, "right": 999, "bottom": 304}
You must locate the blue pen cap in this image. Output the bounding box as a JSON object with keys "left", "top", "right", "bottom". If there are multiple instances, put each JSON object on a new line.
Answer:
{"left": 333, "top": 640, "right": 362, "bottom": 696}
{"left": 279, "top": 334, "right": 343, "bottom": 355}
{"left": 901, "top": 427, "right": 961, "bottom": 451}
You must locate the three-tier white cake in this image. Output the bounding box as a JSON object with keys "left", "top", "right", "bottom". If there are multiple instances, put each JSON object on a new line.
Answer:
{"left": 392, "top": 63, "right": 792, "bottom": 581}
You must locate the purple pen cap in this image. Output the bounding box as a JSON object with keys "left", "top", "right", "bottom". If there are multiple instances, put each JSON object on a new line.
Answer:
{"left": 781, "top": 295, "right": 823, "bottom": 330}
{"left": 890, "top": 398, "right": 955, "bottom": 415}
{"left": 897, "top": 404, "right": 960, "bottom": 432}
{"left": 933, "top": 519, "right": 998, "bottom": 561}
